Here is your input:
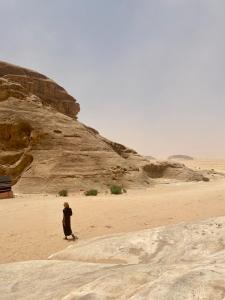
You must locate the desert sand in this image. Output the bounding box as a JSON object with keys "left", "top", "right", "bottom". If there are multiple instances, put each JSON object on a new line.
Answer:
{"left": 1, "top": 159, "right": 225, "bottom": 264}
{"left": 184, "top": 158, "right": 225, "bottom": 173}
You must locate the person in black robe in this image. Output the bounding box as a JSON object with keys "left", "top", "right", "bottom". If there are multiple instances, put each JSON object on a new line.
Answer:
{"left": 62, "top": 202, "right": 76, "bottom": 240}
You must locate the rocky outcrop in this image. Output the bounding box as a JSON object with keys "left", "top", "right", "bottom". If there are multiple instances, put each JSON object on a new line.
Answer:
{"left": 143, "top": 161, "right": 209, "bottom": 181}
{"left": 1, "top": 216, "right": 225, "bottom": 299}
{"left": 0, "top": 153, "right": 33, "bottom": 185}
{"left": 0, "top": 61, "right": 208, "bottom": 193}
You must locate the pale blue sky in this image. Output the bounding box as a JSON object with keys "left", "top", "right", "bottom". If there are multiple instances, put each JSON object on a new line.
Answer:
{"left": 1, "top": 0, "right": 225, "bottom": 157}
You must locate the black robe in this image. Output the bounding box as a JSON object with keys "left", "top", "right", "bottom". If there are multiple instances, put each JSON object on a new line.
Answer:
{"left": 63, "top": 207, "right": 73, "bottom": 236}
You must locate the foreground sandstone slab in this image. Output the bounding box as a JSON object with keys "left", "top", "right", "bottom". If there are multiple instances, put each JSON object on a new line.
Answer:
{"left": 1, "top": 216, "right": 225, "bottom": 299}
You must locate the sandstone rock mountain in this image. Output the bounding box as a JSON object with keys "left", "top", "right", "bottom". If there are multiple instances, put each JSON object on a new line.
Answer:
{"left": 0, "top": 61, "right": 207, "bottom": 193}
{"left": 1, "top": 216, "right": 225, "bottom": 299}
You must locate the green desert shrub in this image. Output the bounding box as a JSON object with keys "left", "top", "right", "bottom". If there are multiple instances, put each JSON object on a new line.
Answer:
{"left": 85, "top": 189, "right": 98, "bottom": 196}
{"left": 58, "top": 189, "right": 68, "bottom": 197}
{"left": 110, "top": 184, "right": 122, "bottom": 195}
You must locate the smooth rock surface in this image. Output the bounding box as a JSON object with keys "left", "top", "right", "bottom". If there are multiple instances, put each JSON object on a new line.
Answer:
{"left": 1, "top": 216, "right": 225, "bottom": 299}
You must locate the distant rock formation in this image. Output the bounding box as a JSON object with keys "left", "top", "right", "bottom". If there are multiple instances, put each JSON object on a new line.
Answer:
{"left": 1, "top": 216, "right": 225, "bottom": 299}
{"left": 0, "top": 61, "right": 207, "bottom": 192}
{"left": 144, "top": 155, "right": 155, "bottom": 160}
{"left": 143, "top": 161, "right": 209, "bottom": 181}
{"left": 168, "top": 155, "right": 194, "bottom": 161}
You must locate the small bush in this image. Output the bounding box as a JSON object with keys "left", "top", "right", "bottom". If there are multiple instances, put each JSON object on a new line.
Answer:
{"left": 203, "top": 177, "right": 210, "bottom": 182}
{"left": 58, "top": 189, "right": 68, "bottom": 197}
{"left": 85, "top": 189, "right": 98, "bottom": 196}
{"left": 110, "top": 185, "right": 122, "bottom": 195}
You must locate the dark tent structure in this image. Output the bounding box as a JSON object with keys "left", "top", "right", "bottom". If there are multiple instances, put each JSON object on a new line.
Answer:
{"left": 0, "top": 176, "right": 13, "bottom": 199}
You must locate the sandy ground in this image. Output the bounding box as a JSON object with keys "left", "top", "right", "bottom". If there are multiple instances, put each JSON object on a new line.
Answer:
{"left": 1, "top": 159, "right": 225, "bottom": 264}
{"left": 184, "top": 158, "right": 225, "bottom": 173}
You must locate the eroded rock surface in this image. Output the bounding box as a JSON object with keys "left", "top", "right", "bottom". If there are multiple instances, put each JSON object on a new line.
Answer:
{"left": 1, "top": 216, "right": 225, "bottom": 299}
{"left": 0, "top": 61, "right": 208, "bottom": 192}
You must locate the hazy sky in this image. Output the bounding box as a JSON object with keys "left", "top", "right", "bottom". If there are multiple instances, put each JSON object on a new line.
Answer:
{"left": 1, "top": 0, "right": 225, "bottom": 158}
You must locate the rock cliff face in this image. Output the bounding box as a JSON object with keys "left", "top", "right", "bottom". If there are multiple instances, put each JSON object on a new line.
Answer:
{"left": 0, "top": 61, "right": 207, "bottom": 193}
{"left": 1, "top": 216, "right": 225, "bottom": 299}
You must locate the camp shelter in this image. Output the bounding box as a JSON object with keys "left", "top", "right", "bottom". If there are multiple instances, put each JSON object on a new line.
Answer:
{"left": 0, "top": 176, "right": 13, "bottom": 199}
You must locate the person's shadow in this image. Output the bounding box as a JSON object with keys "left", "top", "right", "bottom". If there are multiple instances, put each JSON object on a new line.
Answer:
{"left": 66, "top": 236, "right": 79, "bottom": 242}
